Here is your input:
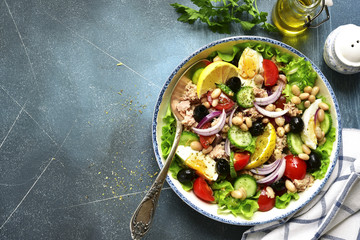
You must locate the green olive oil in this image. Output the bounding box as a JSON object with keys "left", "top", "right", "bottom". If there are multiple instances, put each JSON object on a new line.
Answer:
{"left": 272, "top": 0, "right": 319, "bottom": 36}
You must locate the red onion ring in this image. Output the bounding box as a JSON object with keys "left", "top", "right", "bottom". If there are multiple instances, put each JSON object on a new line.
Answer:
{"left": 196, "top": 106, "right": 235, "bottom": 128}
{"left": 225, "top": 138, "right": 231, "bottom": 156}
{"left": 254, "top": 102, "right": 289, "bottom": 118}
{"left": 250, "top": 158, "right": 281, "bottom": 175}
{"left": 256, "top": 158, "right": 286, "bottom": 185}
{"left": 228, "top": 106, "right": 238, "bottom": 127}
{"left": 273, "top": 158, "right": 286, "bottom": 183}
{"left": 192, "top": 110, "right": 226, "bottom": 136}
{"left": 254, "top": 81, "right": 284, "bottom": 106}
{"left": 314, "top": 107, "right": 320, "bottom": 127}
{"left": 196, "top": 110, "right": 222, "bottom": 128}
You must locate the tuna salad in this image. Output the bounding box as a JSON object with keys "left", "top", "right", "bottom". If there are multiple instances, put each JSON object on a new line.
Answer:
{"left": 160, "top": 41, "right": 336, "bottom": 219}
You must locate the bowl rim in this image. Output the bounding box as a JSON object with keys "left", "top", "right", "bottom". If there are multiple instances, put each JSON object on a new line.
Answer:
{"left": 151, "top": 36, "right": 342, "bottom": 226}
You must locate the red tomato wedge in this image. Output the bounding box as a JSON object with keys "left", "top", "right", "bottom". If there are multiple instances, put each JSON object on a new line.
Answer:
{"left": 193, "top": 177, "right": 215, "bottom": 202}
{"left": 284, "top": 155, "right": 307, "bottom": 181}
{"left": 207, "top": 91, "right": 235, "bottom": 110}
{"left": 233, "top": 152, "right": 251, "bottom": 171}
{"left": 258, "top": 188, "right": 275, "bottom": 212}
{"left": 263, "top": 59, "right": 279, "bottom": 87}
{"left": 199, "top": 122, "right": 216, "bottom": 149}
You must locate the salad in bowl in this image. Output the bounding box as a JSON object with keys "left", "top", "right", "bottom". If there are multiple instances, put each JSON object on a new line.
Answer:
{"left": 153, "top": 37, "right": 340, "bottom": 225}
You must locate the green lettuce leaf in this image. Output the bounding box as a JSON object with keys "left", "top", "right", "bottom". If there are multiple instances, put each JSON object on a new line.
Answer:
{"left": 216, "top": 45, "right": 241, "bottom": 62}
{"left": 243, "top": 136, "right": 257, "bottom": 154}
{"left": 275, "top": 192, "right": 299, "bottom": 209}
{"left": 213, "top": 180, "right": 234, "bottom": 203}
{"left": 282, "top": 83, "right": 294, "bottom": 103}
{"left": 161, "top": 105, "right": 193, "bottom": 191}
{"left": 213, "top": 42, "right": 293, "bottom": 65}
{"left": 312, "top": 127, "right": 336, "bottom": 179}
{"left": 275, "top": 49, "right": 293, "bottom": 63}
{"left": 281, "top": 57, "right": 317, "bottom": 91}
{"left": 213, "top": 180, "right": 259, "bottom": 218}
{"left": 161, "top": 105, "right": 176, "bottom": 159}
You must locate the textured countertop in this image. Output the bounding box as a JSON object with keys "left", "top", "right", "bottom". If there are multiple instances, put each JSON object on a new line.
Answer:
{"left": 0, "top": 0, "right": 359, "bottom": 239}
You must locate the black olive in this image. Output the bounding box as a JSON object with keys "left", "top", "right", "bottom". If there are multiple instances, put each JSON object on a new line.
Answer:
{"left": 193, "top": 105, "right": 209, "bottom": 122}
{"left": 226, "top": 77, "right": 241, "bottom": 93}
{"left": 306, "top": 152, "right": 322, "bottom": 173}
{"left": 271, "top": 178, "right": 286, "bottom": 192}
{"left": 177, "top": 169, "right": 196, "bottom": 183}
{"left": 249, "top": 121, "right": 264, "bottom": 136}
{"left": 271, "top": 178, "right": 287, "bottom": 196}
{"left": 289, "top": 117, "right": 304, "bottom": 133}
{"left": 216, "top": 159, "right": 230, "bottom": 176}
{"left": 230, "top": 57, "right": 240, "bottom": 67}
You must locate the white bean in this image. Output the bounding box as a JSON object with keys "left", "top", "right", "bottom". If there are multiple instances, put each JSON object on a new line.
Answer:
{"left": 245, "top": 117, "right": 252, "bottom": 128}
{"left": 311, "top": 86, "right": 320, "bottom": 96}
{"left": 285, "top": 180, "right": 297, "bottom": 193}
{"left": 291, "top": 96, "right": 301, "bottom": 105}
{"left": 291, "top": 85, "right": 301, "bottom": 96}
{"left": 302, "top": 144, "right": 311, "bottom": 155}
{"left": 190, "top": 141, "right": 203, "bottom": 151}
{"left": 211, "top": 88, "right": 222, "bottom": 99}
{"left": 304, "top": 86, "right": 313, "bottom": 94}
{"left": 298, "top": 153, "right": 309, "bottom": 160}
{"left": 319, "top": 102, "right": 329, "bottom": 111}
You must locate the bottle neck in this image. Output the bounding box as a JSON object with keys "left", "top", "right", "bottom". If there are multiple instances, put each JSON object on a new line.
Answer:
{"left": 290, "top": 0, "right": 321, "bottom": 14}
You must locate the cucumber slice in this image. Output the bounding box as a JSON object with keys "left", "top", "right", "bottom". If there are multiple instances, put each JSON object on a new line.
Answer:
{"left": 191, "top": 67, "right": 204, "bottom": 84}
{"left": 287, "top": 132, "right": 303, "bottom": 155}
{"left": 320, "top": 113, "right": 332, "bottom": 135}
{"left": 236, "top": 86, "right": 254, "bottom": 108}
{"left": 229, "top": 152, "right": 237, "bottom": 179}
{"left": 179, "top": 131, "right": 199, "bottom": 146}
{"left": 233, "top": 174, "right": 257, "bottom": 198}
{"left": 228, "top": 125, "right": 252, "bottom": 149}
{"left": 216, "top": 83, "right": 235, "bottom": 99}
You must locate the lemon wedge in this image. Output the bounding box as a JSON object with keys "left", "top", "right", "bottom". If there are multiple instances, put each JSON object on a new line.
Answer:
{"left": 245, "top": 123, "right": 276, "bottom": 169}
{"left": 196, "top": 61, "right": 239, "bottom": 98}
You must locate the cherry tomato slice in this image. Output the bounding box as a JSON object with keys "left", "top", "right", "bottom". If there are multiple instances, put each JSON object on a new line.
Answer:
{"left": 233, "top": 152, "right": 250, "bottom": 171}
{"left": 263, "top": 59, "right": 279, "bottom": 87}
{"left": 193, "top": 177, "right": 215, "bottom": 202}
{"left": 284, "top": 155, "right": 307, "bottom": 181}
{"left": 258, "top": 188, "right": 275, "bottom": 212}
{"left": 207, "top": 91, "right": 235, "bottom": 110}
{"left": 199, "top": 122, "right": 215, "bottom": 149}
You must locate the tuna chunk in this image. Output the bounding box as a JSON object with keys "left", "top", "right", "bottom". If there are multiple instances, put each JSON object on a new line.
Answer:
{"left": 208, "top": 142, "right": 226, "bottom": 159}
{"left": 181, "top": 109, "right": 197, "bottom": 128}
{"left": 176, "top": 100, "right": 191, "bottom": 115}
{"left": 284, "top": 102, "right": 302, "bottom": 117}
{"left": 243, "top": 107, "right": 263, "bottom": 121}
{"left": 293, "top": 174, "right": 314, "bottom": 192}
{"left": 254, "top": 87, "right": 268, "bottom": 98}
{"left": 181, "top": 82, "right": 198, "bottom": 102}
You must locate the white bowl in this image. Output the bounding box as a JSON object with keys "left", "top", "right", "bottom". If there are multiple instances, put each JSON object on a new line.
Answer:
{"left": 152, "top": 36, "right": 342, "bottom": 225}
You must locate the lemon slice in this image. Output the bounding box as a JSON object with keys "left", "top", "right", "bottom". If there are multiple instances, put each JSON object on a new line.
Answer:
{"left": 245, "top": 123, "right": 276, "bottom": 169}
{"left": 196, "top": 61, "right": 239, "bottom": 98}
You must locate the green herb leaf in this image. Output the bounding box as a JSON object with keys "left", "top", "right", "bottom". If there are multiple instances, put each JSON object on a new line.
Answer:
{"left": 171, "top": 0, "right": 277, "bottom": 34}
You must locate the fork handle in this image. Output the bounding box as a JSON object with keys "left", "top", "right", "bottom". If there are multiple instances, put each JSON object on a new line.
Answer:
{"left": 130, "top": 122, "right": 183, "bottom": 239}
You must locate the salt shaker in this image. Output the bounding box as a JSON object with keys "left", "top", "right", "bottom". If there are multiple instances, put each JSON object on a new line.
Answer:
{"left": 323, "top": 24, "right": 360, "bottom": 74}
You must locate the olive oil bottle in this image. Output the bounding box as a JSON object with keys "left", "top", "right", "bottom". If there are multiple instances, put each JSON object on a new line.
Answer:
{"left": 272, "top": 0, "right": 322, "bottom": 36}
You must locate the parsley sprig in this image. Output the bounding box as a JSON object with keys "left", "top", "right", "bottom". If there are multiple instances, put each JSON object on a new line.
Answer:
{"left": 170, "top": 0, "right": 278, "bottom": 34}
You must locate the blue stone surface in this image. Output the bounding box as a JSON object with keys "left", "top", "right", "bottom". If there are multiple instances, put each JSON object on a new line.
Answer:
{"left": 0, "top": 0, "right": 359, "bottom": 239}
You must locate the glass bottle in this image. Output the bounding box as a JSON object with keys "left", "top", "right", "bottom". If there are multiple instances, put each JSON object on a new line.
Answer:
{"left": 272, "top": 0, "right": 330, "bottom": 36}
